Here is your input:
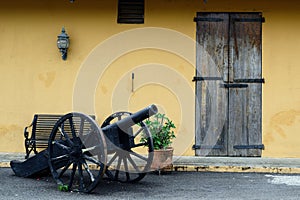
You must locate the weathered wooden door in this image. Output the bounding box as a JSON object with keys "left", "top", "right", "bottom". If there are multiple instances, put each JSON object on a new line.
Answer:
{"left": 194, "top": 13, "right": 264, "bottom": 157}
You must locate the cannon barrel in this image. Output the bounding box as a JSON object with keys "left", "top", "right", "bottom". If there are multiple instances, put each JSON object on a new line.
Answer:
{"left": 102, "top": 104, "right": 158, "bottom": 132}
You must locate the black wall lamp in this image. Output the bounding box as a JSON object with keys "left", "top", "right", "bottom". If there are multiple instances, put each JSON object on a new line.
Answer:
{"left": 57, "top": 27, "right": 69, "bottom": 60}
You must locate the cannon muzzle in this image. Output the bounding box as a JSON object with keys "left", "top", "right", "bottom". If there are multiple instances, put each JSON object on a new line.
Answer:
{"left": 102, "top": 104, "right": 158, "bottom": 132}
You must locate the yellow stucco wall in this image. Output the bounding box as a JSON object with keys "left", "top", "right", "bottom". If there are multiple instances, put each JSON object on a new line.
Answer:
{"left": 0, "top": 0, "right": 299, "bottom": 157}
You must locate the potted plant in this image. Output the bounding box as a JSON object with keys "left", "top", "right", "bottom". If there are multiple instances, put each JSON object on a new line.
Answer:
{"left": 141, "top": 113, "right": 176, "bottom": 172}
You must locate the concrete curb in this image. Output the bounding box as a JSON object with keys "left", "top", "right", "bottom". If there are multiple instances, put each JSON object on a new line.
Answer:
{"left": 0, "top": 152, "right": 24, "bottom": 168}
{"left": 0, "top": 162, "right": 10, "bottom": 168}
{"left": 2, "top": 152, "right": 300, "bottom": 174}
{"left": 172, "top": 164, "right": 300, "bottom": 174}
{"left": 172, "top": 156, "right": 300, "bottom": 174}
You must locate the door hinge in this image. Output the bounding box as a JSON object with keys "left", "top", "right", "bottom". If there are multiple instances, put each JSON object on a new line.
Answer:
{"left": 234, "top": 78, "right": 265, "bottom": 84}
{"left": 193, "top": 76, "right": 223, "bottom": 82}
{"left": 232, "top": 18, "right": 265, "bottom": 23}
{"left": 221, "top": 83, "right": 248, "bottom": 88}
{"left": 193, "top": 144, "right": 224, "bottom": 150}
{"left": 194, "top": 17, "right": 224, "bottom": 22}
{"left": 233, "top": 144, "right": 265, "bottom": 150}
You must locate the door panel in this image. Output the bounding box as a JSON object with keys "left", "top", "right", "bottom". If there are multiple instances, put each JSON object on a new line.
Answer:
{"left": 195, "top": 12, "right": 264, "bottom": 157}
{"left": 228, "top": 13, "right": 263, "bottom": 156}
{"left": 194, "top": 13, "right": 229, "bottom": 156}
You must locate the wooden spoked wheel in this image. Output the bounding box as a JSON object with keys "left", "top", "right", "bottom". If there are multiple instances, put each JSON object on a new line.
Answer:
{"left": 48, "top": 112, "right": 107, "bottom": 193}
{"left": 101, "top": 111, "right": 154, "bottom": 183}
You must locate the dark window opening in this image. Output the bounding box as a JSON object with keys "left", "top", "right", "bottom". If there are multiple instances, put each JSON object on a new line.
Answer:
{"left": 118, "top": 0, "right": 144, "bottom": 24}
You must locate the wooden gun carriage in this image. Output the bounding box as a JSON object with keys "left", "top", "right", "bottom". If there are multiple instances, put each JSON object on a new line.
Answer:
{"left": 11, "top": 105, "right": 157, "bottom": 193}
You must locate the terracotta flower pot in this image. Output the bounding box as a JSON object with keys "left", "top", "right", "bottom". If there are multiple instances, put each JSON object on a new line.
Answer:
{"left": 151, "top": 147, "right": 174, "bottom": 171}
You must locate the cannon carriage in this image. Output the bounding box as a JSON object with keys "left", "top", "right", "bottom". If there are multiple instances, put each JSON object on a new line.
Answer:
{"left": 11, "top": 105, "right": 158, "bottom": 193}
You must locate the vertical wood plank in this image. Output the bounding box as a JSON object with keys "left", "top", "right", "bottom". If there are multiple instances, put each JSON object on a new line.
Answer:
{"left": 195, "top": 13, "right": 229, "bottom": 156}
{"left": 228, "top": 13, "right": 263, "bottom": 156}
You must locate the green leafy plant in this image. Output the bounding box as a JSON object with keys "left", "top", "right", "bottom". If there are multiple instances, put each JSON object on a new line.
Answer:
{"left": 141, "top": 113, "right": 176, "bottom": 150}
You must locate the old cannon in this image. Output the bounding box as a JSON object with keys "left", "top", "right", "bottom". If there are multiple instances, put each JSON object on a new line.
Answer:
{"left": 11, "top": 104, "right": 157, "bottom": 193}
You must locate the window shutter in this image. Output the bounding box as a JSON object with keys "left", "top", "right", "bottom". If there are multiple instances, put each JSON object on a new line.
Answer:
{"left": 117, "top": 0, "right": 144, "bottom": 24}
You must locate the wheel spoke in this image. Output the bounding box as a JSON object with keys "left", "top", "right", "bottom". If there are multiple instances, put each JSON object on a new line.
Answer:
{"left": 83, "top": 154, "right": 102, "bottom": 166}
{"left": 58, "top": 127, "right": 74, "bottom": 146}
{"left": 82, "top": 144, "right": 101, "bottom": 153}
{"left": 80, "top": 129, "right": 93, "bottom": 144}
{"left": 127, "top": 154, "right": 142, "bottom": 173}
{"left": 58, "top": 160, "right": 73, "bottom": 178}
{"left": 50, "top": 154, "right": 69, "bottom": 161}
{"left": 107, "top": 152, "right": 118, "bottom": 166}
{"left": 60, "top": 123, "right": 64, "bottom": 140}
{"left": 78, "top": 163, "right": 85, "bottom": 191}
{"left": 122, "top": 157, "right": 130, "bottom": 181}
{"left": 69, "top": 163, "right": 77, "bottom": 190}
{"left": 105, "top": 167, "right": 115, "bottom": 179}
{"left": 129, "top": 151, "right": 148, "bottom": 162}
{"left": 123, "top": 157, "right": 129, "bottom": 172}
{"left": 68, "top": 117, "right": 77, "bottom": 139}
{"left": 52, "top": 141, "right": 70, "bottom": 151}
{"left": 114, "top": 156, "right": 122, "bottom": 180}
{"left": 133, "top": 127, "right": 144, "bottom": 138}
{"left": 82, "top": 160, "right": 95, "bottom": 182}
{"left": 114, "top": 170, "right": 119, "bottom": 181}
{"left": 126, "top": 171, "right": 130, "bottom": 182}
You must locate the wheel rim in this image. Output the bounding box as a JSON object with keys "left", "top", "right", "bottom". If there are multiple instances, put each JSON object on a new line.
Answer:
{"left": 48, "top": 112, "right": 107, "bottom": 193}
{"left": 101, "top": 111, "right": 154, "bottom": 183}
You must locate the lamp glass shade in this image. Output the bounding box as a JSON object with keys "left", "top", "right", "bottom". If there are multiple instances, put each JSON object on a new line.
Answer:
{"left": 57, "top": 38, "right": 69, "bottom": 49}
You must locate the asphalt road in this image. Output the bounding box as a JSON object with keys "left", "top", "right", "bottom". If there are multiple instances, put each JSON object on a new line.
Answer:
{"left": 1, "top": 167, "right": 300, "bottom": 200}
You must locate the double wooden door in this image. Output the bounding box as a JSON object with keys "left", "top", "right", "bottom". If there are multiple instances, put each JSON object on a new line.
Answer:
{"left": 194, "top": 13, "right": 264, "bottom": 157}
